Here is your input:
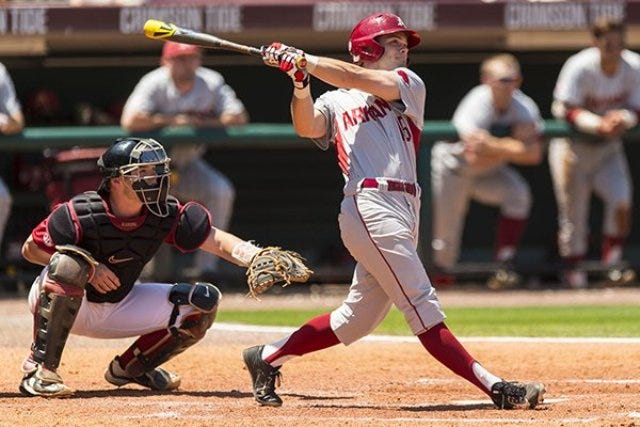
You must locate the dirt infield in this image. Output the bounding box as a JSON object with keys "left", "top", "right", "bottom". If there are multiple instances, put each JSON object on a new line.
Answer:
{"left": 2, "top": 289, "right": 640, "bottom": 426}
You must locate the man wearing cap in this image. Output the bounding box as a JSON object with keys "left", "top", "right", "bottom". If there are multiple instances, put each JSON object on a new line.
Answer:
{"left": 121, "top": 42, "right": 248, "bottom": 282}
{"left": 430, "top": 53, "right": 544, "bottom": 289}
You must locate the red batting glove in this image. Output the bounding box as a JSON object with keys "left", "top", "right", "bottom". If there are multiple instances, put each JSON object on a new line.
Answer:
{"left": 261, "top": 42, "right": 309, "bottom": 89}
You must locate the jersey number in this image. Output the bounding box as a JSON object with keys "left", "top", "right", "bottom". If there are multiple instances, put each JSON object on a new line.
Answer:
{"left": 396, "top": 116, "right": 412, "bottom": 143}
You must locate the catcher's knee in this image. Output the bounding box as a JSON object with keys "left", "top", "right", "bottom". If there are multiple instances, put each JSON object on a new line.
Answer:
{"left": 169, "top": 282, "right": 221, "bottom": 339}
{"left": 47, "top": 245, "right": 97, "bottom": 292}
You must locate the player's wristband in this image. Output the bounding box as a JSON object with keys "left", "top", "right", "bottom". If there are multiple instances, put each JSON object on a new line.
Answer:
{"left": 620, "top": 109, "right": 638, "bottom": 129}
{"left": 304, "top": 54, "right": 319, "bottom": 72}
{"left": 569, "top": 109, "right": 603, "bottom": 134}
{"left": 232, "top": 241, "right": 261, "bottom": 266}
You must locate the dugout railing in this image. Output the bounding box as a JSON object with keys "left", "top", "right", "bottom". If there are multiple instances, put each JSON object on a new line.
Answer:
{"left": 1, "top": 120, "right": 638, "bottom": 289}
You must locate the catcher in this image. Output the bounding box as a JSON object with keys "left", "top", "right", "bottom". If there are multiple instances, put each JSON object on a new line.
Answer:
{"left": 19, "top": 137, "right": 311, "bottom": 397}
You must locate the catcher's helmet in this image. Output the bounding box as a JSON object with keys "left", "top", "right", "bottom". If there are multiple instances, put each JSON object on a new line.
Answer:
{"left": 97, "top": 137, "right": 171, "bottom": 217}
{"left": 348, "top": 13, "right": 420, "bottom": 63}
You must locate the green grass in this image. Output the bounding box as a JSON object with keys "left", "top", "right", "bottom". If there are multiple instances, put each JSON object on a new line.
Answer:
{"left": 217, "top": 305, "right": 640, "bottom": 337}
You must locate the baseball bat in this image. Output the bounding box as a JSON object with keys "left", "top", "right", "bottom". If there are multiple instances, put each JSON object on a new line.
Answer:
{"left": 143, "top": 19, "right": 307, "bottom": 69}
{"left": 143, "top": 19, "right": 262, "bottom": 56}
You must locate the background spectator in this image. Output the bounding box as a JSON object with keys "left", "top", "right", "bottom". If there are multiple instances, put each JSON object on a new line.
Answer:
{"left": 549, "top": 17, "right": 640, "bottom": 288}
{"left": 430, "top": 54, "right": 544, "bottom": 289}
{"left": 121, "top": 42, "right": 249, "bottom": 282}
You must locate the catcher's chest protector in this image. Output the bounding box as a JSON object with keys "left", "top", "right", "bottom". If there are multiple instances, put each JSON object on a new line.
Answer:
{"left": 70, "top": 192, "right": 179, "bottom": 302}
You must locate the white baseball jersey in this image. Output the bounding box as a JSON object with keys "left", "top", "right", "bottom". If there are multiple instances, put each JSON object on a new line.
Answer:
{"left": 298, "top": 67, "right": 446, "bottom": 342}
{"left": 549, "top": 47, "right": 639, "bottom": 259}
{"left": 448, "top": 85, "right": 543, "bottom": 172}
{"left": 430, "top": 84, "right": 542, "bottom": 269}
{"left": 122, "top": 66, "right": 244, "bottom": 273}
{"left": 553, "top": 47, "right": 640, "bottom": 116}
{"left": 312, "top": 67, "right": 425, "bottom": 195}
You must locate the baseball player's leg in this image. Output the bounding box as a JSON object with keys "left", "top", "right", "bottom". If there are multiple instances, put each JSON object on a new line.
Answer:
{"left": 474, "top": 167, "right": 531, "bottom": 264}
{"left": 21, "top": 247, "right": 95, "bottom": 397}
{"left": 100, "top": 281, "right": 221, "bottom": 391}
{"left": 549, "top": 139, "right": 592, "bottom": 287}
{"left": 341, "top": 192, "right": 543, "bottom": 407}
{"left": 430, "top": 143, "right": 471, "bottom": 272}
{"left": 593, "top": 148, "right": 632, "bottom": 266}
{"left": 242, "top": 262, "right": 392, "bottom": 406}
{"left": 173, "top": 158, "right": 235, "bottom": 277}
{"left": 0, "top": 178, "right": 12, "bottom": 249}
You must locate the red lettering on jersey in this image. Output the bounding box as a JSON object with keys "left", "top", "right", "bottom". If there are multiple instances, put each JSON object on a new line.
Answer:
{"left": 397, "top": 70, "right": 410, "bottom": 85}
{"left": 352, "top": 107, "right": 365, "bottom": 124}
{"left": 584, "top": 92, "right": 629, "bottom": 111}
{"left": 341, "top": 98, "right": 392, "bottom": 131}
{"left": 342, "top": 111, "right": 354, "bottom": 129}
{"left": 407, "top": 116, "right": 421, "bottom": 153}
{"left": 375, "top": 98, "right": 392, "bottom": 113}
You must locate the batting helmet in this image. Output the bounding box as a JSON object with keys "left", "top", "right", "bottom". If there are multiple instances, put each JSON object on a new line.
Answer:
{"left": 97, "top": 137, "right": 171, "bottom": 217}
{"left": 348, "top": 13, "right": 421, "bottom": 63}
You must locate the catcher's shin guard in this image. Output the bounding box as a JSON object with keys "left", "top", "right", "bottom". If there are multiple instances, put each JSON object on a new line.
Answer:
{"left": 109, "top": 282, "right": 221, "bottom": 380}
{"left": 30, "top": 246, "right": 96, "bottom": 372}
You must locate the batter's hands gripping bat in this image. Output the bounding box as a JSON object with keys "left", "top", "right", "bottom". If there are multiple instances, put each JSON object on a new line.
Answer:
{"left": 143, "top": 19, "right": 307, "bottom": 69}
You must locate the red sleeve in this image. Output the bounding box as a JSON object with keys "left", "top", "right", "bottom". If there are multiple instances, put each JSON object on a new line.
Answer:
{"left": 31, "top": 202, "right": 79, "bottom": 254}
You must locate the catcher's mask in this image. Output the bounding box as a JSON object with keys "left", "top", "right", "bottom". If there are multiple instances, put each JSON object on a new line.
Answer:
{"left": 348, "top": 12, "right": 420, "bottom": 64}
{"left": 97, "top": 137, "right": 171, "bottom": 217}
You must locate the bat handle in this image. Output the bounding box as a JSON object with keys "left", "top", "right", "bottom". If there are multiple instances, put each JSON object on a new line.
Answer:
{"left": 259, "top": 45, "right": 307, "bottom": 69}
{"left": 295, "top": 55, "right": 307, "bottom": 70}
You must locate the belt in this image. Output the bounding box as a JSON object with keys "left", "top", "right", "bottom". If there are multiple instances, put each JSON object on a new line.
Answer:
{"left": 360, "top": 178, "right": 417, "bottom": 197}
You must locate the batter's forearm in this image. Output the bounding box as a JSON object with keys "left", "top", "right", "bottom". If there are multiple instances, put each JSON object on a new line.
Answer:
{"left": 291, "top": 94, "right": 323, "bottom": 138}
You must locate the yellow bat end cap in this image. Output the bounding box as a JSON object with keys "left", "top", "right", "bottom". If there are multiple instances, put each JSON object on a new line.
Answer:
{"left": 143, "top": 19, "right": 176, "bottom": 39}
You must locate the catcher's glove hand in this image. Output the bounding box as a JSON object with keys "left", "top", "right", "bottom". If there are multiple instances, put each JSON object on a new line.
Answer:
{"left": 246, "top": 246, "right": 313, "bottom": 299}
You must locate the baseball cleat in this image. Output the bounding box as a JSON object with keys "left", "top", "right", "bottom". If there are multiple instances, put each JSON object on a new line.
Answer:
{"left": 19, "top": 365, "right": 74, "bottom": 398}
{"left": 487, "top": 269, "right": 521, "bottom": 290}
{"left": 104, "top": 357, "right": 181, "bottom": 391}
{"left": 490, "top": 381, "right": 545, "bottom": 409}
{"left": 606, "top": 268, "right": 636, "bottom": 286}
{"left": 243, "top": 345, "right": 283, "bottom": 407}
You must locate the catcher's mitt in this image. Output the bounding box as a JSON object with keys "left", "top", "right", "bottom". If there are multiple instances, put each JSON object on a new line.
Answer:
{"left": 246, "top": 246, "right": 313, "bottom": 299}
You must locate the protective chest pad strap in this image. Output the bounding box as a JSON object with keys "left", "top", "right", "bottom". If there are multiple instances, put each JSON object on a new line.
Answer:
{"left": 32, "top": 290, "right": 82, "bottom": 371}
{"left": 174, "top": 202, "right": 211, "bottom": 252}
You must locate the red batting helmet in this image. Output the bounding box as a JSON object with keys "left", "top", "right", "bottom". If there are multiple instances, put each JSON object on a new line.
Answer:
{"left": 348, "top": 13, "right": 421, "bottom": 63}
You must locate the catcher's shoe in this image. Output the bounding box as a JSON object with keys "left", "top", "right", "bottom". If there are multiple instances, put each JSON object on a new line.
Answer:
{"left": 490, "top": 381, "right": 545, "bottom": 409}
{"left": 243, "top": 345, "right": 283, "bottom": 407}
{"left": 19, "top": 365, "right": 74, "bottom": 398}
{"left": 104, "top": 357, "right": 181, "bottom": 391}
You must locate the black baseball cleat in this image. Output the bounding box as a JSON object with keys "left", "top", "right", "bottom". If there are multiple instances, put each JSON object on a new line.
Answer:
{"left": 490, "top": 381, "right": 545, "bottom": 409}
{"left": 104, "top": 357, "right": 181, "bottom": 391}
{"left": 243, "top": 345, "right": 283, "bottom": 407}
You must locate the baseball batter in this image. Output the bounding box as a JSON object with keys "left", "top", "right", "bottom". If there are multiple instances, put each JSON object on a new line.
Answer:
{"left": 18, "top": 137, "right": 279, "bottom": 397}
{"left": 121, "top": 42, "right": 248, "bottom": 280}
{"left": 242, "top": 13, "right": 545, "bottom": 410}
{"left": 431, "top": 54, "right": 544, "bottom": 288}
{"left": 550, "top": 17, "right": 640, "bottom": 288}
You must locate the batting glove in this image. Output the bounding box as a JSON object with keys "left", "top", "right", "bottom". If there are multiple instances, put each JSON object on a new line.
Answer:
{"left": 262, "top": 42, "right": 309, "bottom": 89}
